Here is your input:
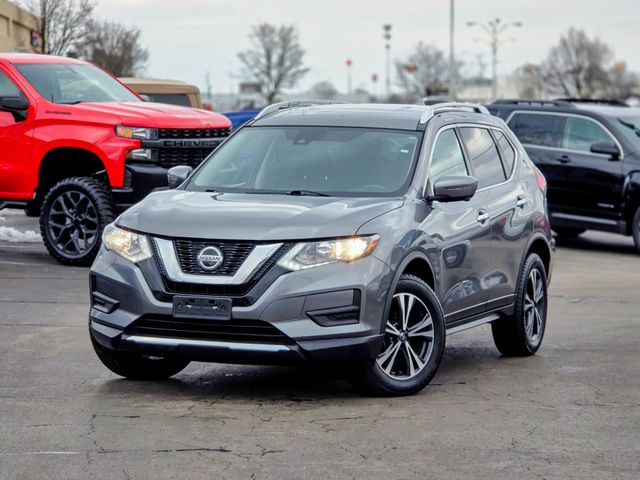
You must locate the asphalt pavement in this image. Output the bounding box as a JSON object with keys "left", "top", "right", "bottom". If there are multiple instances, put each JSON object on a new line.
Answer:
{"left": 1, "top": 210, "right": 639, "bottom": 479}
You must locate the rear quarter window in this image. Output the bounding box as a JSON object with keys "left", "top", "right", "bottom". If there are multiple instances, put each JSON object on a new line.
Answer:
{"left": 508, "top": 113, "right": 565, "bottom": 148}
{"left": 493, "top": 131, "right": 516, "bottom": 176}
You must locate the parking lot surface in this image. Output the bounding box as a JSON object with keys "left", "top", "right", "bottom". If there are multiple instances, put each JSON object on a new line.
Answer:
{"left": 1, "top": 211, "right": 639, "bottom": 479}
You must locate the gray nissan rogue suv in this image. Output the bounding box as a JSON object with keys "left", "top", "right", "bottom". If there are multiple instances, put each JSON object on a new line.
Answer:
{"left": 89, "top": 102, "right": 554, "bottom": 396}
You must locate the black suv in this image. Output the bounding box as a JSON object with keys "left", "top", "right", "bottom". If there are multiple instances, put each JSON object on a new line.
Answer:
{"left": 489, "top": 99, "right": 640, "bottom": 252}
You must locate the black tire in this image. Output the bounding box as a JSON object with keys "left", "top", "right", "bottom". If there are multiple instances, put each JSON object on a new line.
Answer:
{"left": 632, "top": 206, "right": 640, "bottom": 254}
{"left": 350, "top": 274, "right": 445, "bottom": 396}
{"left": 39, "top": 177, "right": 115, "bottom": 266}
{"left": 492, "top": 253, "right": 548, "bottom": 357}
{"left": 554, "top": 227, "right": 585, "bottom": 238}
{"left": 91, "top": 332, "right": 190, "bottom": 380}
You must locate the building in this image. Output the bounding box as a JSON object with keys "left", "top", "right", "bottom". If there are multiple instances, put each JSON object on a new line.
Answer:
{"left": 0, "top": 0, "right": 39, "bottom": 54}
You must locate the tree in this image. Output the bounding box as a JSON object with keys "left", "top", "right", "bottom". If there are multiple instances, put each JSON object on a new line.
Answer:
{"left": 72, "top": 20, "right": 149, "bottom": 77}
{"left": 541, "top": 28, "right": 612, "bottom": 98}
{"left": 395, "top": 43, "right": 458, "bottom": 97}
{"left": 310, "top": 81, "right": 337, "bottom": 100}
{"left": 238, "top": 24, "right": 310, "bottom": 103}
{"left": 25, "top": 0, "right": 95, "bottom": 56}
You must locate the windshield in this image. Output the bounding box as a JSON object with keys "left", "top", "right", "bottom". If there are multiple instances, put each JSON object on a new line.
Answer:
{"left": 617, "top": 116, "right": 640, "bottom": 151}
{"left": 188, "top": 126, "right": 422, "bottom": 196}
{"left": 15, "top": 63, "right": 140, "bottom": 104}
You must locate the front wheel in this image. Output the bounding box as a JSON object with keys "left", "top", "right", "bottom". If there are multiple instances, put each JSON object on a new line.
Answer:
{"left": 350, "top": 274, "right": 445, "bottom": 396}
{"left": 40, "top": 177, "right": 115, "bottom": 266}
{"left": 492, "top": 253, "right": 548, "bottom": 356}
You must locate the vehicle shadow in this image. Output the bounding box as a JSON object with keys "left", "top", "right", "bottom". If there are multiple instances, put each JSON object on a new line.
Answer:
{"left": 554, "top": 232, "right": 636, "bottom": 255}
{"left": 91, "top": 344, "right": 515, "bottom": 401}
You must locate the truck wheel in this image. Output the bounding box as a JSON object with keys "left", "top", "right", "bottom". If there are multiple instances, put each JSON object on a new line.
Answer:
{"left": 492, "top": 253, "right": 547, "bottom": 356}
{"left": 350, "top": 274, "right": 445, "bottom": 396}
{"left": 40, "top": 177, "right": 115, "bottom": 266}
{"left": 91, "top": 332, "right": 190, "bottom": 380}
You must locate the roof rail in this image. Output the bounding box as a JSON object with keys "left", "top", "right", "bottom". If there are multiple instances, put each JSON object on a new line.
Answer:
{"left": 554, "top": 98, "right": 629, "bottom": 107}
{"left": 491, "top": 99, "right": 574, "bottom": 108}
{"left": 418, "top": 101, "right": 490, "bottom": 124}
{"left": 254, "top": 100, "right": 342, "bottom": 121}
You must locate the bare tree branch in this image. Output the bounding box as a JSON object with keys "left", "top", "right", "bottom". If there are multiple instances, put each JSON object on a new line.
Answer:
{"left": 541, "top": 28, "right": 612, "bottom": 98}
{"left": 24, "top": 0, "right": 95, "bottom": 56}
{"left": 238, "top": 23, "right": 310, "bottom": 103}
{"left": 71, "top": 19, "right": 149, "bottom": 77}
{"left": 395, "top": 43, "right": 459, "bottom": 97}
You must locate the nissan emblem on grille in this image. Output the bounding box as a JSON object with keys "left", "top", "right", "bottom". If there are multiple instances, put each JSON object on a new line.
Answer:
{"left": 196, "top": 246, "right": 224, "bottom": 271}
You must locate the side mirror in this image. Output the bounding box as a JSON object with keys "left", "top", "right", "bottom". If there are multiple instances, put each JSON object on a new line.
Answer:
{"left": 0, "top": 96, "right": 29, "bottom": 121}
{"left": 590, "top": 141, "right": 620, "bottom": 159}
{"left": 167, "top": 165, "right": 193, "bottom": 189}
{"left": 428, "top": 175, "right": 478, "bottom": 202}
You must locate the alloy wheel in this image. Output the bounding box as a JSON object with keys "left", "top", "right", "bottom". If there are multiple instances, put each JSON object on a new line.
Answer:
{"left": 376, "top": 292, "right": 435, "bottom": 380}
{"left": 47, "top": 190, "right": 100, "bottom": 258}
{"left": 524, "top": 268, "right": 546, "bottom": 347}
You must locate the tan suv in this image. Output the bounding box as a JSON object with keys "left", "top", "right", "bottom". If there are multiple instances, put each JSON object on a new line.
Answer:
{"left": 119, "top": 77, "right": 202, "bottom": 109}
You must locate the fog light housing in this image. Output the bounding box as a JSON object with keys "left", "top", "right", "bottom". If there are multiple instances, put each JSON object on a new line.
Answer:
{"left": 126, "top": 148, "right": 156, "bottom": 162}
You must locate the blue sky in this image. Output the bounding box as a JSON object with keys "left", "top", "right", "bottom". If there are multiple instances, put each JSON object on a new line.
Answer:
{"left": 95, "top": 0, "right": 640, "bottom": 94}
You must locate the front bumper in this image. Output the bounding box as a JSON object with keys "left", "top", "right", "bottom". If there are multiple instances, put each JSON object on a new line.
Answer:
{"left": 89, "top": 248, "right": 392, "bottom": 364}
{"left": 111, "top": 163, "right": 169, "bottom": 211}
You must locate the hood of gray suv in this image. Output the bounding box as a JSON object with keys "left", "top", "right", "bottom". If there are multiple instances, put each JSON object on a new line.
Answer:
{"left": 118, "top": 190, "right": 403, "bottom": 241}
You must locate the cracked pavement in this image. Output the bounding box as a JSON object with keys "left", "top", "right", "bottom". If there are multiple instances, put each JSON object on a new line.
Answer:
{"left": 1, "top": 211, "right": 639, "bottom": 479}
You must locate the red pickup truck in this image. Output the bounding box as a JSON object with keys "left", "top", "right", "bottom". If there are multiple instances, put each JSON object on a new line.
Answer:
{"left": 0, "top": 54, "right": 231, "bottom": 265}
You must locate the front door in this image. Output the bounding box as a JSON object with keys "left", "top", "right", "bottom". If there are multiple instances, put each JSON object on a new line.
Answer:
{"left": 0, "top": 68, "right": 34, "bottom": 200}
{"left": 422, "top": 127, "right": 492, "bottom": 322}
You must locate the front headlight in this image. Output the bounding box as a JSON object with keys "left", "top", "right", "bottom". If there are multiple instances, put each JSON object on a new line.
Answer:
{"left": 277, "top": 235, "right": 379, "bottom": 271}
{"left": 102, "top": 224, "right": 152, "bottom": 263}
{"left": 115, "top": 125, "right": 158, "bottom": 140}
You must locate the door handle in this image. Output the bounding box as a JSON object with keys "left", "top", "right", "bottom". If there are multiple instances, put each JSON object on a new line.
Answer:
{"left": 516, "top": 195, "right": 527, "bottom": 208}
{"left": 555, "top": 155, "right": 571, "bottom": 164}
{"left": 477, "top": 211, "right": 490, "bottom": 223}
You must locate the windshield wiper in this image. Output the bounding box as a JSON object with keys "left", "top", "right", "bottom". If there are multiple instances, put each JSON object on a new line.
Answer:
{"left": 286, "top": 189, "right": 330, "bottom": 197}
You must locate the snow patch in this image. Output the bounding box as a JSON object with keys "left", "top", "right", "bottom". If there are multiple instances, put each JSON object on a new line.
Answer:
{"left": 0, "top": 226, "right": 42, "bottom": 243}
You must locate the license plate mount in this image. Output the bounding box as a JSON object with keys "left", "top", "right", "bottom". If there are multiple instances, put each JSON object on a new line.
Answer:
{"left": 172, "top": 296, "right": 232, "bottom": 321}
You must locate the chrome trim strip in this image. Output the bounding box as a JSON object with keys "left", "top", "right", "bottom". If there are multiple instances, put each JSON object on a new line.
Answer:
{"left": 446, "top": 314, "right": 500, "bottom": 335}
{"left": 154, "top": 238, "right": 283, "bottom": 285}
{"left": 551, "top": 212, "right": 618, "bottom": 226}
{"left": 123, "top": 335, "right": 291, "bottom": 353}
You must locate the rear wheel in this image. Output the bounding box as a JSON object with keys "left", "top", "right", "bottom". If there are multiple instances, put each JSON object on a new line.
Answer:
{"left": 632, "top": 206, "right": 640, "bottom": 254}
{"left": 350, "top": 274, "right": 445, "bottom": 396}
{"left": 39, "top": 177, "right": 115, "bottom": 266}
{"left": 91, "top": 332, "right": 190, "bottom": 380}
{"left": 492, "top": 253, "right": 547, "bottom": 356}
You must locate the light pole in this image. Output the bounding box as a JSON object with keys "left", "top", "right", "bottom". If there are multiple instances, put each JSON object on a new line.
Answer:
{"left": 467, "top": 18, "right": 522, "bottom": 100}
{"left": 448, "top": 0, "right": 455, "bottom": 98}
{"left": 383, "top": 24, "right": 392, "bottom": 101}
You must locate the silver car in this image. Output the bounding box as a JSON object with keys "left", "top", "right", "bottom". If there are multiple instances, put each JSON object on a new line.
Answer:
{"left": 89, "top": 102, "right": 554, "bottom": 396}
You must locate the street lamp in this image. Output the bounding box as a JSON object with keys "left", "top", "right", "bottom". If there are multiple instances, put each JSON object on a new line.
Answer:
{"left": 467, "top": 18, "right": 522, "bottom": 100}
{"left": 448, "top": 0, "right": 455, "bottom": 99}
{"left": 383, "top": 24, "right": 392, "bottom": 101}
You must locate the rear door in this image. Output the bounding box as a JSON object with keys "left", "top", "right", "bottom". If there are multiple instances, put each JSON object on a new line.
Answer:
{"left": 507, "top": 112, "right": 568, "bottom": 214}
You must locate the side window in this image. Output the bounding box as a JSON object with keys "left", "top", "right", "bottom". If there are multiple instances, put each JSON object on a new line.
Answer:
{"left": 0, "top": 71, "right": 22, "bottom": 97}
{"left": 563, "top": 116, "right": 612, "bottom": 152}
{"left": 494, "top": 131, "right": 516, "bottom": 176}
{"left": 460, "top": 127, "right": 506, "bottom": 189}
{"left": 429, "top": 129, "right": 468, "bottom": 185}
{"left": 508, "top": 113, "right": 565, "bottom": 148}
